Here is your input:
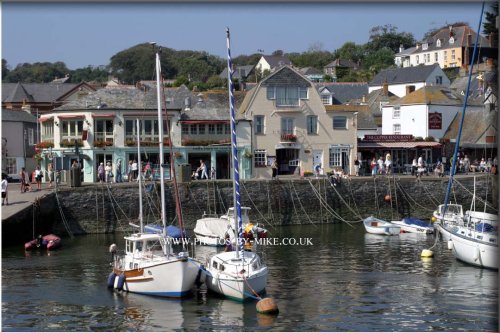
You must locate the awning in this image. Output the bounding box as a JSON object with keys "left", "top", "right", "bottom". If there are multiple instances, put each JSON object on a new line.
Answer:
{"left": 358, "top": 141, "right": 442, "bottom": 149}
{"left": 58, "top": 115, "right": 85, "bottom": 119}
{"left": 179, "top": 120, "right": 228, "bottom": 124}
{"left": 91, "top": 113, "right": 115, "bottom": 118}
{"left": 39, "top": 116, "right": 54, "bottom": 123}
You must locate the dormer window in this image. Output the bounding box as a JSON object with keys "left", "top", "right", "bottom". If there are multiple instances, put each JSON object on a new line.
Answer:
{"left": 449, "top": 36, "right": 455, "bottom": 44}
{"left": 436, "top": 39, "right": 441, "bottom": 47}
{"left": 422, "top": 43, "right": 428, "bottom": 50}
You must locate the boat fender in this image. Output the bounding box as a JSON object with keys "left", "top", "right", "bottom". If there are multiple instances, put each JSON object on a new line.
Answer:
{"left": 107, "top": 272, "right": 117, "bottom": 289}
{"left": 195, "top": 267, "right": 204, "bottom": 287}
{"left": 116, "top": 274, "right": 126, "bottom": 291}
{"left": 473, "top": 247, "right": 480, "bottom": 262}
{"left": 447, "top": 240, "right": 453, "bottom": 250}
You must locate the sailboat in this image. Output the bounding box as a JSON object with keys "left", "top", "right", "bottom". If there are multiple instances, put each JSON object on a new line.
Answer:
{"left": 432, "top": 4, "right": 498, "bottom": 269}
{"left": 107, "top": 48, "right": 199, "bottom": 296}
{"left": 204, "top": 28, "right": 268, "bottom": 300}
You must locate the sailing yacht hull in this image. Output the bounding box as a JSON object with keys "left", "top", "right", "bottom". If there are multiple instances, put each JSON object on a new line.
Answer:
{"left": 448, "top": 225, "right": 498, "bottom": 269}
{"left": 205, "top": 268, "right": 268, "bottom": 301}
{"left": 113, "top": 257, "right": 199, "bottom": 297}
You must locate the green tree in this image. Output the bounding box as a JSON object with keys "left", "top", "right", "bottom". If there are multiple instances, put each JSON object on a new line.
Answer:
{"left": 334, "top": 42, "right": 364, "bottom": 63}
{"left": 69, "top": 66, "right": 109, "bottom": 83}
{"left": 367, "top": 24, "right": 415, "bottom": 54}
{"left": 483, "top": 2, "right": 498, "bottom": 35}
{"left": 362, "top": 48, "right": 396, "bottom": 73}
{"left": 2, "top": 59, "right": 10, "bottom": 80}
{"left": 4, "top": 61, "right": 70, "bottom": 83}
{"left": 206, "top": 75, "right": 226, "bottom": 89}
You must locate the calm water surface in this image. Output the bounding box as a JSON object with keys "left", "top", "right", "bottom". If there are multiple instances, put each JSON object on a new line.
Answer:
{"left": 2, "top": 224, "right": 498, "bottom": 331}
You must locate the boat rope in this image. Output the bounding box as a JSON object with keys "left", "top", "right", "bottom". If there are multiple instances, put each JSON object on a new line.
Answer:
{"left": 289, "top": 180, "right": 318, "bottom": 227}
{"left": 266, "top": 182, "right": 275, "bottom": 223}
{"left": 287, "top": 181, "right": 301, "bottom": 224}
{"left": 240, "top": 181, "right": 277, "bottom": 229}
{"left": 326, "top": 177, "right": 363, "bottom": 220}
{"left": 307, "top": 179, "right": 357, "bottom": 225}
{"left": 53, "top": 187, "right": 74, "bottom": 238}
{"left": 392, "top": 175, "right": 400, "bottom": 219}
{"left": 345, "top": 179, "right": 363, "bottom": 219}
{"left": 217, "top": 184, "right": 228, "bottom": 215}
{"left": 373, "top": 177, "right": 381, "bottom": 217}
{"left": 104, "top": 184, "right": 131, "bottom": 231}
{"left": 393, "top": 180, "right": 435, "bottom": 213}
{"left": 453, "top": 177, "right": 497, "bottom": 212}
{"left": 418, "top": 179, "right": 442, "bottom": 206}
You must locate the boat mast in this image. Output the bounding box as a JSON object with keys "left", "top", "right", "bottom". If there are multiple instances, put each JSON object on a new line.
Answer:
{"left": 137, "top": 119, "right": 144, "bottom": 233}
{"left": 155, "top": 47, "right": 167, "bottom": 235}
{"left": 226, "top": 27, "right": 244, "bottom": 259}
{"left": 442, "top": 3, "right": 484, "bottom": 215}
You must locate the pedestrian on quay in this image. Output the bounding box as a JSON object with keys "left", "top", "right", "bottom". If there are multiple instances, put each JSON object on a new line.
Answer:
{"left": 377, "top": 156, "right": 384, "bottom": 175}
{"left": 370, "top": 157, "right": 377, "bottom": 177}
{"left": 35, "top": 165, "right": 42, "bottom": 190}
{"left": 105, "top": 162, "right": 113, "bottom": 183}
{"left": 1, "top": 173, "right": 9, "bottom": 205}
{"left": 131, "top": 160, "right": 138, "bottom": 181}
{"left": 115, "top": 160, "right": 123, "bottom": 183}
{"left": 48, "top": 163, "right": 54, "bottom": 188}
{"left": 271, "top": 160, "right": 278, "bottom": 180}
{"left": 19, "top": 167, "right": 28, "bottom": 193}
{"left": 354, "top": 159, "right": 360, "bottom": 176}
{"left": 127, "top": 160, "right": 133, "bottom": 182}
{"left": 98, "top": 162, "right": 105, "bottom": 183}
{"left": 314, "top": 163, "right": 322, "bottom": 179}
{"left": 197, "top": 160, "right": 208, "bottom": 180}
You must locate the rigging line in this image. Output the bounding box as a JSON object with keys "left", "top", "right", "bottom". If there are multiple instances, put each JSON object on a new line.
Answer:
{"left": 105, "top": 185, "right": 127, "bottom": 228}
{"left": 418, "top": 178, "right": 442, "bottom": 206}
{"left": 326, "top": 177, "right": 363, "bottom": 220}
{"left": 54, "top": 189, "right": 74, "bottom": 238}
{"left": 216, "top": 184, "right": 228, "bottom": 215}
{"left": 394, "top": 179, "right": 435, "bottom": 213}
{"left": 104, "top": 184, "right": 132, "bottom": 225}
{"left": 307, "top": 179, "right": 357, "bottom": 225}
{"left": 392, "top": 175, "right": 400, "bottom": 219}
{"left": 373, "top": 177, "right": 381, "bottom": 217}
{"left": 266, "top": 181, "right": 274, "bottom": 223}
{"left": 286, "top": 181, "right": 300, "bottom": 225}
{"left": 290, "top": 180, "right": 318, "bottom": 227}
{"left": 345, "top": 178, "right": 362, "bottom": 218}
{"left": 453, "top": 177, "right": 497, "bottom": 211}
{"left": 240, "top": 181, "right": 276, "bottom": 229}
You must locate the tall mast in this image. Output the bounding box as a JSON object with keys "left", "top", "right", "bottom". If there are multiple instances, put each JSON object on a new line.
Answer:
{"left": 136, "top": 119, "right": 143, "bottom": 233}
{"left": 226, "top": 27, "right": 244, "bottom": 259}
{"left": 155, "top": 49, "right": 167, "bottom": 234}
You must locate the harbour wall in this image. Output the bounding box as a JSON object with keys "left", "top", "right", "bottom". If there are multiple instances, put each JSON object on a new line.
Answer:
{"left": 2, "top": 175, "right": 497, "bottom": 246}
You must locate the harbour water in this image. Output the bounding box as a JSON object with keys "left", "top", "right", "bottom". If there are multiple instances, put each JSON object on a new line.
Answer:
{"left": 2, "top": 223, "right": 498, "bottom": 331}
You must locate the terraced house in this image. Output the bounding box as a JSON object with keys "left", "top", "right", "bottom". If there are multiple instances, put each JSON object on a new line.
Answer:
{"left": 239, "top": 65, "right": 359, "bottom": 177}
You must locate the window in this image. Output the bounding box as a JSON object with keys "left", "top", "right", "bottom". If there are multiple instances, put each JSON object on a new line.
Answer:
{"left": 208, "top": 124, "right": 215, "bottom": 135}
{"left": 254, "top": 149, "right": 266, "bottom": 167}
{"left": 281, "top": 118, "right": 294, "bottom": 134}
{"left": 95, "top": 119, "right": 114, "bottom": 141}
{"left": 198, "top": 124, "right": 206, "bottom": 135}
{"left": 393, "top": 124, "right": 401, "bottom": 134}
{"left": 307, "top": 116, "right": 318, "bottom": 134}
{"left": 321, "top": 94, "right": 331, "bottom": 105}
{"left": 392, "top": 106, "right": 400, "bottom": 119}
{"left": 449, "top": 36, "right": 455, "bottom": 44}
{"left": 216, "top": 124, "right": 224, "bottom": 134}
{"left": 434, "top": 52, "right": 438, "bottom": 62}
{"left": 416, "top": 55, "right": 419, "bottom": 64}
{"left": 266, "top": 87, "right": 275, "bottom": 100}
{"left": 267, "top": 86, "right": 307, "bottom": 106}
{"left": 444, "top": 51, "right": 448, "bottom": 61}
{"left": 182, "top": 124, "right": 189, "bottom": 134}
{"left": 333, "top": 116, "right": 347, "bottom": 129}
{"left": 436, "top": 76, "right": 443, "bottom": 85}
{"left": 254, "top": 116, "right": 265, "bottom": 134}
{"left": 451, "top": 50, "right": 456, "bottom": 60}
{"left": 5, "top": 157, "right": 16, "bottom": 174}
{"left": 61, "top": 120, "right": 83, "bottom": 138}
{"left": 436, "top": 39, "right": 441, "bottom": 47}
{"left": 224, "top": 124, "right": 230, "bottom": 134}
{"left": 422, "top": 43, "right": 428, "bottom": 50}
{"left": 28, "top": 128, "right": 34, "bottom": 145}
{"left": 190, "top": 124, "right": 197, "bottom": 135}
{"left": 299, "top": 87, "right": 308, "bottom": 99}
{"left": 426, "top": 54, "right": 430, "bottom": 63}
{"left": 41, "top": 121, "right": 54, "bottom": 142}
{"left": 329, "top": 146, "right": 350, "bottom": 168}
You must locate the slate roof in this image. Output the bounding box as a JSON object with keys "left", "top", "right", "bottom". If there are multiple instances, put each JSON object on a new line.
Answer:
{"left": 260, "top": 65, "right": 311, "bottom": 87}
{"left": 442, "top": 107, "right": 497, "bottom": 145}
{"left": 299, "top": 67, "right": 323, "bottom": 75}
{"left": 369, "top": 64, "right": 441, "bottom": 86}
{"left": 180, "top": 90, "right": 246, "bottom": 121}
{"left": 219, "top": 65, "right": 255, "bottom": 80}
{"left": 450, "top": 70, "right": 497, "bottom": 101}
{"left": 315, "top": 82, "right": 368, "bottom": 105}
{"left": 415, "top": 25, "right": 490, "bottom": 54}
{"left": 2, "top": 82, "right": 82, "bottom": 103}
{"left": 324, "top": 59, "right": 359, "bottom": 69}
{"left": 2, "top": 108, "right": 38, "bottom": 123}
{"left": 366, "top": 88, "right": 399, "bottom": 126}
{"left": 261, "top": 55, "right": 292, "bottom": 68}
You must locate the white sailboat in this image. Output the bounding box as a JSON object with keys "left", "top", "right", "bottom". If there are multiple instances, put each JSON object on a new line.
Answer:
{"left": 107, "top": 48, "right": 199, "bottom": 296}
{"left": 432, "top": 5, "right": 498, "bottom": 270}
{"left": 204, "top": 28, "right": 268, "bottom": 300}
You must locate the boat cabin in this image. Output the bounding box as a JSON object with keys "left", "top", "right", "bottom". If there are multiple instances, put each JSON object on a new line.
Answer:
{"left": 124, "top": 233, "right": 169, "bottom": 257}
{"left": 208, "top": 252, "right": 263, "bottom": 274}
{"left": 223, "top": 207, "right": 251, "bottom": 223}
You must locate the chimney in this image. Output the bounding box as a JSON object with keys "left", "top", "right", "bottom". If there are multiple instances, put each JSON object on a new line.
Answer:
{"left": 383, "top": 80, "right": 389, "bottom": 96}
{"left": 399, "top": 44, "right": 404, "bottom": 53}
{"left": 449, "top": 25, "right": 453, "bottom": 37}
{"left": 416, "top": 43, "right": 420, "bottom": 50}
{"left": 467, "top": 33, "right": 472, "bottom": 46}
{"left": 362, "top": 95, "right": 366, "bottom": 103}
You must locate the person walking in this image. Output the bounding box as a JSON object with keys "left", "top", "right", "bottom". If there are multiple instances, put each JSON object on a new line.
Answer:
{"left": 34, "top": 165, "right": 42, "bottom": 190}
{"left": 47, "top": 163, "right": 54, "bottom": 188}
{"left": 115, "top": 160, "right": 123, "bottom": 183}
{"left": 377, "top": 156, "right": 384, "bottom": 175}
{"left": 314, "top": 163, "right": 322, "bottom": 178}
{"left": 370, "top": 157, "right": 377, "bottom": 177}
{"left": 131, "top": 160, "right": 138, "bottom": 181}
{"left": 463, "top": 155, "right": 470, "bottom": 175}
{"left": 197, "top": 160, "right": 208, "bottom": 179}
{"left": 98, "top": 162, "right": 105, "bottom": 183}
{"left": 105, "top": 162, "right": 113, "bottom": 183}
{"left": 354, "top": 159, "right": 360, "bottom": 176}
{"left": 19, "top": 167, "right": 28, "bottom": 193}
{"left": 127, "top": 160, "right": 133, "bottom": 182}
{"left": 271, "top": 160, "right": 278, "bottom": 180}
{"left": 1, "top": 174, "right": 9, "bottom": 205}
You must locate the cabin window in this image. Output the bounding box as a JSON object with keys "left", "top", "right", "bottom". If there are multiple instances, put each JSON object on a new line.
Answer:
{"left": 213, "top": 261, "right": 218, "bottom": 269}
{"left": 220, "top": 264, "right": 225, "bottom": 271}
{"left": 135, "top": 242, "right": 143, "bottom": 252}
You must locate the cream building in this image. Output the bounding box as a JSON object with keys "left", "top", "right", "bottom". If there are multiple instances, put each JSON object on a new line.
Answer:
{"left": 239, "top": 66, "right": 358, "bottom": 177}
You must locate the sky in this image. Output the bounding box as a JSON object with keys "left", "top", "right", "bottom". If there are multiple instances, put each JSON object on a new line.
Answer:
{"left": 1, "top": 2, "right": 488, "bottom": 70}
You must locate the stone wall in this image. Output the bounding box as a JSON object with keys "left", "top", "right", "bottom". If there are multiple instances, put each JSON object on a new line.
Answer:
{"left": 2, "top": 175, "right": 497, "bottom": 246}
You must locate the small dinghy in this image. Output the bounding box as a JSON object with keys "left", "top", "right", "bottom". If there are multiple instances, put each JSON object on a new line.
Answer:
{"left": 363, "top": 216, "right": 401, "bottom": 235}
{"left": 24, "top": 234, "right": 61, "bottom": 251}
{"left": 391, "top": 218, "right": 434, "bottom": 234}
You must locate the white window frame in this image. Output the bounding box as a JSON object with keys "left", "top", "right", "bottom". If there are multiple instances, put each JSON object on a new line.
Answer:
{"left": 281, "top": 118, "right": 294, "bottom": 134}
{"left": 393, "top": 123, "right": 401, "bottom": 134}
{"left": 28, "top": 128, "right": 35, "bottom": 145}
{"left": 392, "top": 106, "right": 400, "bottom": 119}
{"left": 254, "top": 149, "right": 267, "bottom": 167}
{"left": 307, "top": 115, "right": 318, "bottom": 135}
{"left": 333, "top": 116, "right": 347, "bottom": 130}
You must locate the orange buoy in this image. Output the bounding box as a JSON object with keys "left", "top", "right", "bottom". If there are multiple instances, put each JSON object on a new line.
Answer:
{"left": 384, "top": 195, "right": 391, "bottom": 202}
{"left": 256, "top": 297, "right": 279, "bottom": 314}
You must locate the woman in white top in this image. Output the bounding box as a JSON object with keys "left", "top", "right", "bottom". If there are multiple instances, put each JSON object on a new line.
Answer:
{"left": 35, "top": 165, "right": 42, "bottom": 190}
{"left": 1, "top": 175, "right": 8, "bottom": 205}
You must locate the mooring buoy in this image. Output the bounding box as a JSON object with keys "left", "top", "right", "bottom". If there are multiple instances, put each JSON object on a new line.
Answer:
{"left": 256, "top": 297, "right": 279, "bottom": 314}
{"left": 421, "top": 249, "right": 433, "bottom": 257}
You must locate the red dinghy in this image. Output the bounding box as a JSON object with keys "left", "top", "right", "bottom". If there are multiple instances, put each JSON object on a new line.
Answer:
{"left": 25, "top": 234, "right": 61, "bottom": 251}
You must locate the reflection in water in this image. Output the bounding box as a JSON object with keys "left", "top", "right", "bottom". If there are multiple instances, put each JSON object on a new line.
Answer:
{"left": 2, "top": 225, "right": 498, "bottom": 331}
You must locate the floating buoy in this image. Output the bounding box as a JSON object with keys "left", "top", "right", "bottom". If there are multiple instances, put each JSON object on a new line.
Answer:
{"left": 431, "top": 216, "right": 437, "bottom": 223}
{"left": 421, "top": 256, "right": 433, "bottom": 263}
{"left": 447, "top": 240, "right": 453, "bottom": 250}
{"left": 256, "top": 297, "right": 279, "bottom": 314}
{"left": 384, "top": 195, "right": 391, "bottom": 202}
{"left": 421, "top": 249, "right": 434, "bottom": 257}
